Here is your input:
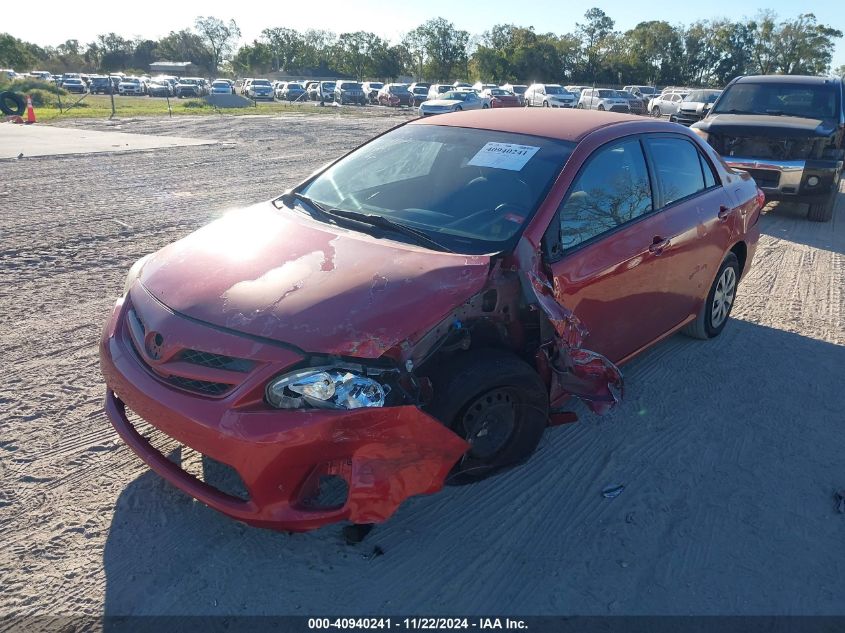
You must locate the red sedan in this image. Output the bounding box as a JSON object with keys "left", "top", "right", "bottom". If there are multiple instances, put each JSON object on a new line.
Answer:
{"left": 482, "top": 87, "right": 521, "bottom": 108}
{"left": 100, "top": 109, "right": 762, "bottom": 533}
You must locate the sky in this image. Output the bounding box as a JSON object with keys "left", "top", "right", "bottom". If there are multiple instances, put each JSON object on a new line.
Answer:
{"left": 7, "top": 0, "right": 844, "bottom": 69}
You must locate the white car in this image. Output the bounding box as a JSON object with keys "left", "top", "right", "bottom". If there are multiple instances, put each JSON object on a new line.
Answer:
{"left": 211, "top": 80, "right": 233, "bottom": 95}
{"left": 648, "top": 91, "right": 688, "bottom": 118}
{"left": 472, "top": 82, "right": 498, "bottom": 92}
{"left": 418, "top": 90, "right": 489, "bottom": 116}
{"left": 576, "top": 88, "right": 630, "bottom": 113}
{"left": 118, "top": 77, "right": 146, "bottom": 96}
{"left": 523, "top": 84, "right": 577, "bottom": 108}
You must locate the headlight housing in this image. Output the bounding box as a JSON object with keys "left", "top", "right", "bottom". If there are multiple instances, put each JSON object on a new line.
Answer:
{"left": 266, "top": 367, "right": 390, "bottom": 410}
{"left": 123, "top": 254, "right": 151, "bottom": 295}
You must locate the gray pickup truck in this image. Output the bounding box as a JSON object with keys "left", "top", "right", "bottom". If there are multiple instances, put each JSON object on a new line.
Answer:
{"left": 691, "top": 75, "right": 844, "bottom": 222}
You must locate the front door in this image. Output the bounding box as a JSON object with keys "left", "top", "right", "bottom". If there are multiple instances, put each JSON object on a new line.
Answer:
{"left": 545, "top": 137, "right": 687, "bottom": 364}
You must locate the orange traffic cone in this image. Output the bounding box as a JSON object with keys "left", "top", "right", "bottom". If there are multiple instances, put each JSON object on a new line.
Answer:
{"left": 25, "top": 95, "right": 36, "bottom": 124}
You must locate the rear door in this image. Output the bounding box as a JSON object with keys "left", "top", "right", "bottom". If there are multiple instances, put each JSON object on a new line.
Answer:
{"left": 545, "top": 137, "right": 678, "bottom": 363}
{"left": 641, "top": 135, "right": 735, "bottom": 322}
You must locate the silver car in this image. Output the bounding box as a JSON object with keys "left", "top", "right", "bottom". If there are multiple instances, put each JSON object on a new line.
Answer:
{"left": 418, "top": 90, "right": 489, "bottom": 116}
{"left": 648, "top": 91, "right": 688, "bottom": 118}
{"left": 524, "top": 84, "right": 576, "bottom": 108}
{"left": 577, "top": 88, "right": 630, "bottom": 113}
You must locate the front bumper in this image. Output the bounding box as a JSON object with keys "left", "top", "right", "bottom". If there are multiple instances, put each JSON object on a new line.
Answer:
{"left": 725, "top": 157, "right": 843, "bottom": 203}
{"left": 99, "top": 286, "right": 468, "bottom": 531}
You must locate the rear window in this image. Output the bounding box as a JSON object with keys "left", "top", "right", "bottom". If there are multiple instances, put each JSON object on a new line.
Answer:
{"left": 645, "top": 137, "right": 707, "bottom": 205}
{"left": 253, "top": 80, "right": 271, "bottom": 86}
{"left": 713, "top": 82, "right": 839, "bottom": 119}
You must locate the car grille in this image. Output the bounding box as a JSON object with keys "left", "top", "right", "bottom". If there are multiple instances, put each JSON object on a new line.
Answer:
{"left": 674, "top": 110, "right": 703, "bottom": 125}
{"left": 745, "top": 169, "right": 781, "bottom": 189}
{"left": 609, "top": 105, "right": 629, "bottom": 113}
{"left": 125, "top": 410, "right": 250, "bottom": 501}
{"left": 713, "top": 135, "right": 818, "bottom": 160}
{"left": 125, "top": 306, "right": 254, "bottom": 398}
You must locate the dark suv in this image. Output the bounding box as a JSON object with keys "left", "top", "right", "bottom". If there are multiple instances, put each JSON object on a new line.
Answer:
{"left": 691, "top": 75, "right": 844, "bottom": 222}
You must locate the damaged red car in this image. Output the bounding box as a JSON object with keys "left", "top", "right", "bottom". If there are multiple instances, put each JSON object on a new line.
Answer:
{"left": 100, "top": 109, "right": 763, "bottom": 532}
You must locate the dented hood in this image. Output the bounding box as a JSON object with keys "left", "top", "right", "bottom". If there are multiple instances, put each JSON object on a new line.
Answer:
{"left": 138, "top": 203, "right": 491, "bottom": 357}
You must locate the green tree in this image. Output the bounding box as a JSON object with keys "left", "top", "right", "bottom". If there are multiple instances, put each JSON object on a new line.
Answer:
{"left": 625, "top": 21, "right": 685, "bottom": 84}
{"left": 261, "top": 27, "right": 304, "bottom": 71}
{"left": 773, "top": 13, "right": 842, "bottom": 74}
{"left": 194, "top": 16, "right": 240, "bottom": 74}
{"left": 232, "top": 40, "right": 273, "bottom": 75}
{"left": 410, "top": 18, "right": 469, "bottom": 81}
{"left": 157, "top": 30, "right": 213, "bottom": 72}
{"left": 0, "top": 33, "right": 40, "bottom": 69}
{"left": 577, "top": 8, "right": 614, "bottom": 83}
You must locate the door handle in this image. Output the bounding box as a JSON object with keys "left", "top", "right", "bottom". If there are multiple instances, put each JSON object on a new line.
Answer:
{"left": 649, "top": 236, "right": 671, "bottom": 255}
{"left": 718, "top": 205, "right": 732, "bottom": 221}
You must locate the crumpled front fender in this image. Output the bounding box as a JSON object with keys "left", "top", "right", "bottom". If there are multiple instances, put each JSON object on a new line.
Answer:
{"left": 526, "top": 269, "right": 624, "bottom": 415}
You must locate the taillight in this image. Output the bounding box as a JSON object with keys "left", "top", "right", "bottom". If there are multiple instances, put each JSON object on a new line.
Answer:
{"left": 756, "top": 187, "right": 766, "bottom": 210}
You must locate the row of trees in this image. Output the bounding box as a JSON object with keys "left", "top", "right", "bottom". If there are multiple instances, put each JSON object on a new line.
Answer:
{"left": 1, "top": 10, "right": 842, "bottom": 86}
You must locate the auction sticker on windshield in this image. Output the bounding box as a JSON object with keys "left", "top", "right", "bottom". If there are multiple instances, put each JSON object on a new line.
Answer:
{"left": 468, "top": 142, "right": 540, "bottom": 171}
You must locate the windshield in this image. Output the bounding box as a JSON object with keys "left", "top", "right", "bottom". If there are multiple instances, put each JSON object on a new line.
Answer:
{"left": 598, "top": 90, "right": 616, "bottom": 98}
{"left": 615, "top": 91, "right": 630, "bottom": 98}
{"left": 489, "top": 89, "right": 511, "bottom": 96}
{"left": 685, "top": 90, "right": 720, "bottom": 103}
{"left": 390, "top": 85, "right": 409, "bottom": 93}
{"left": 712, "top": 82, "right": 838, "bottom": 119}
{"left": 441, "top": 91, "right": 469, "bottom": 101}
{"left": 511, "top": 86, "right": 527, "bottom": 94}
{"left": 341, "top": 83, "right": 362, "bottom": 90}
{"left": 253, "top": 80, "right": 271, "bottom": 86}
{"left": 298, "top": 124, "right": 575, "bottom": 254}
{"left": 545, "top": 86, "right": 565, "bottom": 95}
{"left": 369, "top": 83, "right": 383, "bottom": 89}
{"left": 181, "top": 79, "right": 198, "bottom": 85}
{"left": 639, "top": 87, "right": 656, "bottom": 94}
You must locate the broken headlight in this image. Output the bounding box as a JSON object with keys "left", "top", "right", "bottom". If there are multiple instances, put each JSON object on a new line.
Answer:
{"left": 266, "top": 368, "right": 388, "bottom": 410}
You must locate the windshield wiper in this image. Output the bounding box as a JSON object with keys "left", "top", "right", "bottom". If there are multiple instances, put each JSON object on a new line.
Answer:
{"left": 275, "top": 191, "right": 338, "bottom": 224}
{"left": 275, "top": 193, "right": 453, "bottom": 253}
{"left": 324, "top": 208, "right": 454, "bottom": 253}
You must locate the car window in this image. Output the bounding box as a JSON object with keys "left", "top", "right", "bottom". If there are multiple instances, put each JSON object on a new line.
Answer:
{"left": 645, "top": 137, "right": 706, "bottom": 205}
{"left": 699, "top": 153, "right": 717, "bottom": 188}
{"left": 302, "top": 125, "right": 575, "bottom": 254}
{"left": 558, "top": 139, "right": 653, "bottom": 251}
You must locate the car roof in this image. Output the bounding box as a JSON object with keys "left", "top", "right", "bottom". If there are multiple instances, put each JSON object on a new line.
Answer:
{"left": 410, "top": 108, "right": 639, "bottom": 142}
{"left": 736, "top": 75, "right": 840, "bottom": 85}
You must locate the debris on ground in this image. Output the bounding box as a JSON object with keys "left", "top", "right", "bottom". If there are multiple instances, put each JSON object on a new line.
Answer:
{"left": 602, "top": 484, "right": 625, "bottom": 499}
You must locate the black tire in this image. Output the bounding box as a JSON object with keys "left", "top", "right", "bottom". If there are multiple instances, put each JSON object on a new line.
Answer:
{"left": 682, "top": 253, "right": 740, "bottom": 340}
{"left": 454, "top": 105, "right": 462, "bottom": 111}
{"left": 652, "top": 106, "right": 661, "bottom": 118}
{"left": 598, "top": 104, "right": 605, "bottom": 111}
{"left": 543, "top": 100, "right": 550, "bottom": 107}
{"left": 0, "top": 91, "right": 26, "bottom": 116}
{"left": 424, "top": 349, "right": 549, "bottom": 484}
{"left": 807, "top": 174, "right": 840, "bottom": 222}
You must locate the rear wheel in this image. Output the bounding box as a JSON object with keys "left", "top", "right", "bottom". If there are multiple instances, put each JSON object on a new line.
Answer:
{"left": 807, "top": 174, "right": 840, "bottom": 222}
{"left": 597, "top": 104, "right": 605, "bottom": 111}
{"left": 682, "top": 253, "right": 739, "bottom": 340}
{"left": 543, "top": 100, "right": 550, "bottom": 107}
{"left": 425, "top": 349, "right": 549, "bottom": 485}
{"left": 454, "top": 105, "right": 462, "bottom": 111}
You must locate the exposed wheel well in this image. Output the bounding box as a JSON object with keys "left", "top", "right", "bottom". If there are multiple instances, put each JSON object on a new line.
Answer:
{"left": 730, "top": 241, "right": 748, "bottom": 277}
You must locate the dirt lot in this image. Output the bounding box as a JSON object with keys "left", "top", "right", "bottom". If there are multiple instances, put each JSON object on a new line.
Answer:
{"left": 1, "top": 113, "right": 844, "bottom": 618}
